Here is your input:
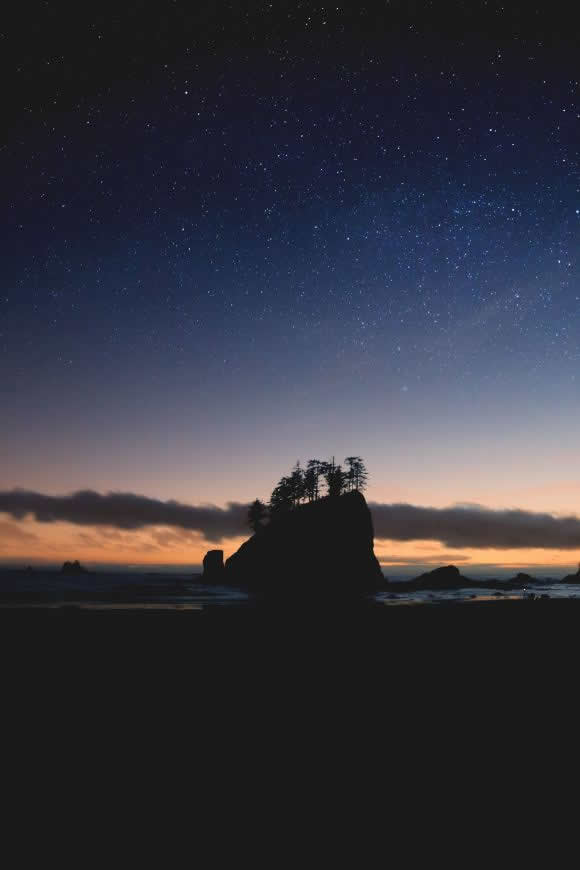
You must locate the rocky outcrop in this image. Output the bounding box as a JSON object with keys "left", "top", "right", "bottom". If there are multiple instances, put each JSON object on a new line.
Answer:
{"left": 409, "top": 564, "right": 468, "bottom": 590}
{"left": 220, "top": 491, "right": 383, "bottom": 596}
{"left": 60, "top": 560, "right": 88, "bottom": 574}
{"left": 402, "top": 566, "right": 537, "bottom": 591}
{"left": 203, "top": 549, "right": 224, "bottom": 580}
{"left": 562, "top": 566, "right": 580, "bottom": 584}
{"left": 505, "top": 572, "right": 535, "bottom": 587}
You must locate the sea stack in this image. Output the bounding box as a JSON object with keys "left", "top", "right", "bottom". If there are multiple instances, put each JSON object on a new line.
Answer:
{"left": 60, "top": 560, "right": 88, "bottom": 574}
{"left": 506, "top": 572, "right": 535, "bottom": 587}
{"left": 410, "top": 564, "right": 467, "bottom": 589}
{"left": 562, "top": 565, "right": 580, "bottom": 584}
{"left": 221, "top": 490, "right": 384, "bottom": 597}
{"left": 202, "top": 549, "right": 224, "bottom": 580}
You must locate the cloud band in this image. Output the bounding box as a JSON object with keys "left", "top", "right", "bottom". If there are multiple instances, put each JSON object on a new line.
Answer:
{"left": 0, "top": 489, "right": 247, "bottom": 543}
{"left": 1, "top": 489, "right": 580, "bottom": 549}
{"left": 369, "top": 502, "right": 580, "bottom": 550}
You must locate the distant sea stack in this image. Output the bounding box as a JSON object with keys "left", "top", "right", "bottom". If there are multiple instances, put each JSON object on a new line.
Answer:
{"left": 410, "top": 565, "right": 468, "bottom": 590}
{"left": 202, "top": 549, "right": 224, "bottom": 580}
{"left": 60, "top": 560, "right": 88, "bottom": 574}
{"left": 404, "top": 566, "right": 536, "bottom": 591}
{"left": 562, "top": 565, "right": 580, "bottom": 584}
{"left": 506, "top": 572, "right": 535, "bottom": 587}
{"left": 219, "top": 490, "right": 383, "bottom": 596}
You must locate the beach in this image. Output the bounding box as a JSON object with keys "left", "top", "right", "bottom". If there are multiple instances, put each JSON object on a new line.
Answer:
{"left": 3, "top": 596, "right": 575, "bottom": 777}
{"left": 3, "top": 596, "right": 578, "bottom": 673}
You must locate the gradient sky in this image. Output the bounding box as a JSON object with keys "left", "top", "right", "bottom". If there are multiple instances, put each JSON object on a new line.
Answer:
{"left": 1, "top": 3, "right": 579, "bottom": 573}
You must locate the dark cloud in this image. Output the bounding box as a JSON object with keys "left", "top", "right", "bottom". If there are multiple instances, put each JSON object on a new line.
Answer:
{"left": 2, "top": 489, "right": 580, "bottom": 550}
{"left": 369, "top": 502, "right": 580, "bottom": 550}
{"left": 0, "top": 489, "right": 248, "bottom": 543}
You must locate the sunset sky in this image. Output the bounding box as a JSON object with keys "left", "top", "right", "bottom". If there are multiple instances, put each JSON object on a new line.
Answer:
{"left": 1, "top": 3, "right": 578, "bottom": 575}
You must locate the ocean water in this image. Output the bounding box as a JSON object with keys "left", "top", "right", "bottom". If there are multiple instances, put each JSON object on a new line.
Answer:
{"left": 1, "top": 568, "right": 579, "bottom": 609}
{"left": 0, "top": 569, "right": 248, "bottom": 609}
{"left": 375, "top": 583, "right": 580, "bottom": 605}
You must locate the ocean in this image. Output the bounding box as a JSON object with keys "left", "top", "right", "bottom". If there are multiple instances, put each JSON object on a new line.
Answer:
{"left": 1, "top": 567, "right": 579, "bottom": 609}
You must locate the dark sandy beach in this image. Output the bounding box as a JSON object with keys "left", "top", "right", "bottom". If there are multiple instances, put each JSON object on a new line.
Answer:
{"left": 3, "top": 599, "right": 574, "bottom": 790}
{"left": 3, "top": 597, "right": 578, "bottom": 681}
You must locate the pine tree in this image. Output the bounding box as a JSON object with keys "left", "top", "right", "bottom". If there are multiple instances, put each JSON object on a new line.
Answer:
{"left": 248, "top": 498, "right": 267, "bottom": 533}
{"left": 344, "top": 456, "right": 368, "bottom": 492}
{"left": 289, "top": 461, "right": 305, "bottom": 507}
{"left": 269, "top": 476, "right": 294, "bottom": 516}
{"left": 344, "top": 457, "right": 356, "bottom": 491}
{"left": 304, "top": 459, "right": 323, "bottom": 501}
{"left": 322, "top": 457, "right": 346, "bottom": 498}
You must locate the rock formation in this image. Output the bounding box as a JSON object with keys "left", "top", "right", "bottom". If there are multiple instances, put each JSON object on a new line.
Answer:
{"left": 562, "top": 565, "right": 580, "bottom": 584}
{"left": 409, "top": 564, "right": 468, "bottom": 589}
{"left": 403, "top": 566, "right": 536, "bottom": 591}
{"left": 60, "top": 560, "right": 88, "bottom": 574}
{"left": 205, "top": 491, "right": 383, "bottom": 596}
{"left": 203, "top": 549, "right": 224, "bottom": 580}
{"left": 505, "top": 572, "right": 535, "bottom": 587}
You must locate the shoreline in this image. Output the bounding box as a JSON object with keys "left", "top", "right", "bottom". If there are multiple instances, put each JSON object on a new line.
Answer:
{"left": 0, "top": 590, "right": 567, "bottom": 611}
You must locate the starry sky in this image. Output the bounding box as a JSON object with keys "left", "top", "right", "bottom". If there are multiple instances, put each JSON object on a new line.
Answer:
{"left": 1, "top": 2, "right": 579, "bottom": 572}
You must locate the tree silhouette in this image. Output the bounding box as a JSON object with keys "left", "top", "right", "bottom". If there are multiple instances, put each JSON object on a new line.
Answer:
{"left": 344, "top": 456, "right": 368, "bottom": 492}
{"left": 289, "top": 461, "right": 305, "bottom": 506}
{"left": 344, "top": 458, "right": 355, "bottom": 491}
{"left": 322, "top": 457, "right": 347, "bottom": 498}
{"left": 248, "top": 498, "right": 267, "bottom": 533}
{"left": 304, "top": 459, "right": 323, "bottom": 501}
{"left": 269, "top": 476, "right": 294, "bottom": 515}
{"left": 352, "top": 457, "right": 368, "bottom": 492}
{"left": 269, "top": 455, "right": 366, "bottom": 513}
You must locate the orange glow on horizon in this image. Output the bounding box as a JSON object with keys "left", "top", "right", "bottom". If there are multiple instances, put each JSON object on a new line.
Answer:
{"left": 1, "top": 517, "right": 579, "bottom": 575}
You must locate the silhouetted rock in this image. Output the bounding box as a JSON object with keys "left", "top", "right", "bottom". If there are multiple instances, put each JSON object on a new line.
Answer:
{"left": 400, "top": 566, "right": 538, "bottom": 591}
{"left": 407, "top": 564, "right": 484, "bottom": 589}
{"left": 224, "top": 491, "right": 384, "bottom": 597}
{"left": 505, "top": 572, "right": 535, "bottom": 587}
{"left": 409, "top": 564, "right": 468, "bottom": 589}
{"left": 562, "top": 565, "right": 580, "bottom": 584}
{"left": 203, "top": 549, "right": 224, "bottom": 580}
{"left": 60, "top": 560, "right": 88, "bottom": 574}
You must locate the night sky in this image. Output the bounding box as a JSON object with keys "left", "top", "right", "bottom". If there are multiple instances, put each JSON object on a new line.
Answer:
{"left": 1, "top": 2, "right": 579, "bottom": 572}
